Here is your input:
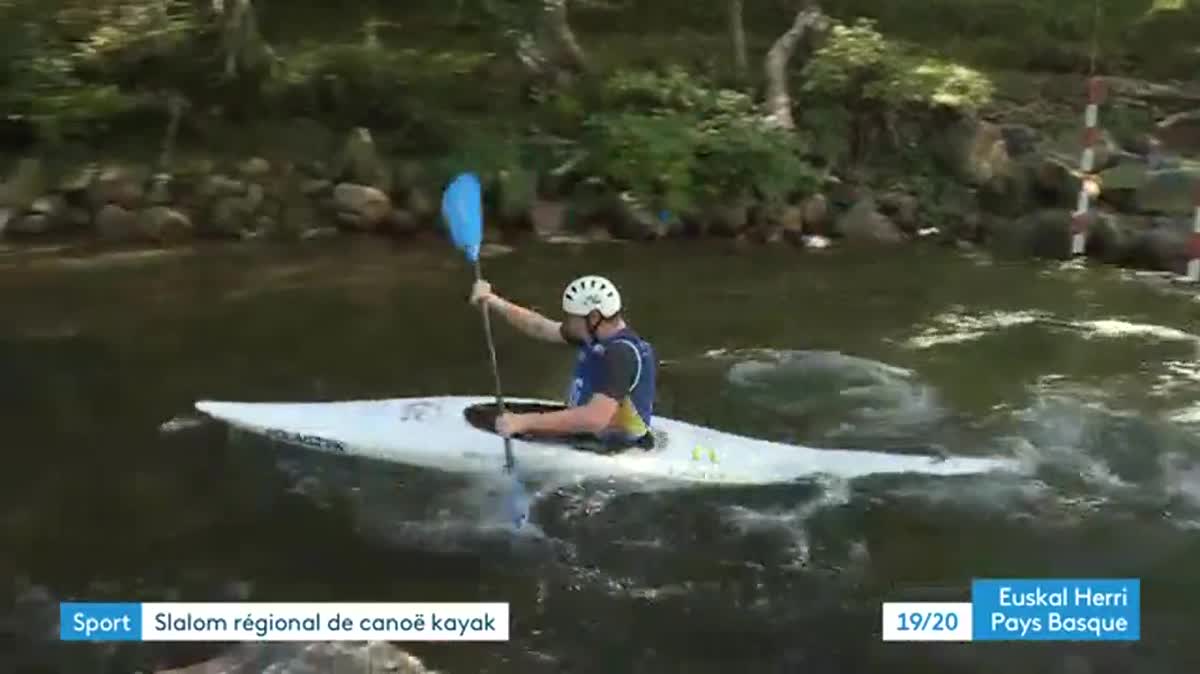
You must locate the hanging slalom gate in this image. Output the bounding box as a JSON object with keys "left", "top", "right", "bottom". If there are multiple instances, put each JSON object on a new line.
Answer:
{"left": 1071, "top": 0, "right": 1106, "bottom": 259}
{"left": 1068, "top": 0, "right": 1200, "bottom": 284}
{"left": 1070, "top": 76, "right": 1106, "bottom": 257}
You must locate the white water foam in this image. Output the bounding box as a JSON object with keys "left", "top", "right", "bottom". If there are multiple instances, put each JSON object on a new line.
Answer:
{"left": 720, "top": 477, "right": 853, "bottom": 570}
{"left": 158, "top": 415, "right": 206, "bottom": 433}
{"left": 671, "top": 348, "right": 1032, "bottom": 546}
{"left": 1169, "top": 402, "right": 1200, "bottom": 424}
{"left": 714, "top": 348, "right": 949, "bottom": 443}
{"left": 1009, "top": 394, "right": 1140, "bottom": 490}
{"left": 1160, "top": 452, "right": 1200, "bottom": 520}
{"left": 1073, "top": 319, "right": 1198, "bottom": 342}
{"left": 1157, "top": 358, "right": 1200, "bottom": 407}
{"left": 903, "top": 309, "right": 1049, "bottom": 348}
{"left": 902, "top": 309, "right": 1200, "bottom": 350}
{"left": 359, "top": 470, "right": 556, "bottom": 540}
{"left": 978, "top": 387, "right": 1200, "bottom": 532}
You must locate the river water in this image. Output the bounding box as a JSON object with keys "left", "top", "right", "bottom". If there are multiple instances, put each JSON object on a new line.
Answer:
{"left": 3, "top": 238, "right": 1200, "bottom": 673}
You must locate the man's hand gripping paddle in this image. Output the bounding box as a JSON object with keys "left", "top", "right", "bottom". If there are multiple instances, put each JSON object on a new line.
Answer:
{"left": 441, "top": 172, "right": 530, "bottom": 528}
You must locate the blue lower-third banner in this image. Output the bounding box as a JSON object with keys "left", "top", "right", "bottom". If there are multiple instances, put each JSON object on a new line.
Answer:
{"left": 59, "top": 602, "right": 510, "bottom": 641}
{"left": 881, "top": 578, "right": 1140, "bottom": 642}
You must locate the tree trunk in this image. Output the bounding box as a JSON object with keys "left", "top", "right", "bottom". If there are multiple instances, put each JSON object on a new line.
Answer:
{"left": 763, "top": 0, "right": 824, "bottom": 130}
{"left": 158, "top": 93, "right": 188, "bottom": 172}
{"left": 729, "top": 0, "right": 748, "bottom": 83}
{"left": 542, "top": 0, "right": 589, "bottom": 73}
{"left": 214, "top": 0, "right": 273, "bottom": 80}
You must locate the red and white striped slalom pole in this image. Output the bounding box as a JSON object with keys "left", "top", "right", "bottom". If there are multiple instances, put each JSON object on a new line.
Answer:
{"left": 1071, "top": 77, "right": 1106, "bottom": 256}
{"left": 1189, "top": 179, "right": 1200, "bottom": 281}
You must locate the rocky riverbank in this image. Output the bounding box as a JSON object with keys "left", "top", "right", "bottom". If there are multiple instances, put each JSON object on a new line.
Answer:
{"left": 1, "top": 85, "right": 1198, "bottom": 276}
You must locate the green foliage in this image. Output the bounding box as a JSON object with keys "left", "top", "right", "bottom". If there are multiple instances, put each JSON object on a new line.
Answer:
{"left": 63, "top": 0, "right": 196, "bottom": 70}
{"left": 276, "top": 43, "right": 493, "bottom": 91}
{"left": 820, "top": 0, "right": 1195, "bottom": 77}
{"left": 26, "top": 85, "right": 148, "bottom": 144}
{"left": 434, "top": 125, "right": 547, "bottom": 219}
{"left": 801, "top": 19, "right": 993, "bottom": 113}
{"left": 797, "top": 107, "right": 853, "bottom": 168}
{"left": 268, "top": 41, "right": 497, "bottom": 125}
{"left": 797, "top": 19, "right": 992, "bottom": 167}
{"left": 583, "top": 111, "right": 700, "bottom": 212}
{"left": 883, "top": 56, "right": 994, "bottom": 111}
{"left": 692, "top": 110, "right": 820, "bottom": 205}
{"left": 799, "top": 19, "right": 892, "bottom": 99}
{"left": 472, "top": 0, "right": 543, "bottom": 31}
{"left": 583, "top": 67, "right": 820, "bottom": 212}
{"left": 1104, "top": 103, "right": 1157, "bottom": 150}
{"left": 437, "top": 127, "right": 525, "bottom": 183}
{"left": 600, "top": 66, "right": 749, "bottom": 114}
{"left": 0, "top": 0, "right": 199, "bottom": 142}
{"left": 0, "top": 0, "right": 1191, "bottom": 185}
{"left": 875, "top": 151, "right": 971, "bottom": 229}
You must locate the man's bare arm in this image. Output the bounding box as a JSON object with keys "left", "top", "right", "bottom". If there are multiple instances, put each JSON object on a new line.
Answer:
{"left": 484, "top": 295, "right": 567, "bottom": 344}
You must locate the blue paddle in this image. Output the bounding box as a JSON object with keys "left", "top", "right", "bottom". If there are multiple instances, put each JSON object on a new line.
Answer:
{"left": 441, "top": 172, "right": 530, "bottom": 528}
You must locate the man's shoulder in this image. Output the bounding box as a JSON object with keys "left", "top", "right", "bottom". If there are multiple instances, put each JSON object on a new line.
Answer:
{"left": 603, "top": 339, "right": 640, "bottom": 361}
{"left": 612, "top": 331, "right": 653, "bottom": 353}
{"left": 601, "top": 337, "right": 648, "bottom": 381}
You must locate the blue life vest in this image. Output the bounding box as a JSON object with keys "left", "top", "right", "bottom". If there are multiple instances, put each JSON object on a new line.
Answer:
{"left": 566, "top": 328, "right": 656, "bottom": 442}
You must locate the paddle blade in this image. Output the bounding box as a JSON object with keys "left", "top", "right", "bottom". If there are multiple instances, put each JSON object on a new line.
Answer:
{"left": 441, "top": 172, "right": 483, "bottom": 263}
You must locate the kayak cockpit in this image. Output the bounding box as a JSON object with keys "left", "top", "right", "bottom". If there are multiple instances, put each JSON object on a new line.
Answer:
{"left": 463, "top": 401, "right": 567, "bottom": 432}
{"left": 462, "top": 401, "right": 656, "bottom": 454}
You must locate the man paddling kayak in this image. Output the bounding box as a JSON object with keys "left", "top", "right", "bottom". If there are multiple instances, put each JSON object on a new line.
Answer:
{"left": 469, "top": 274, "right": 658, "bottom": 452}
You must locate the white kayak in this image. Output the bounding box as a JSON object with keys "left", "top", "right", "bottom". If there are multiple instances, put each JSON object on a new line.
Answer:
{"left": 194, "top": 395, "right": 1021, "bottom": 485}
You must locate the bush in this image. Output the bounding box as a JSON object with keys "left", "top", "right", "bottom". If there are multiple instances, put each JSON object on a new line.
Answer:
{"left": 581, "top": 67, "right": 821, "bottom": 212}
{"left": 820, "top": 0, "right": 1166, "bottom": 74}
{"left": 433, "top": 126, "right": 551, "bottom": 221}
{"left": 798, "top": 18, "right": 993, "bottom": 165}
{"left": 692, "top": 113, "right": 820, "bottom": 205}
{"left": 582, "top": 111, "right": 700, "bottom": 213}
{"left": 266, "top": 42, "right": 496, "bottom": 126}
{"left": 0, "top": 0, "right": 198, "bottom": 143}
{"left": 801, "top": 19, "right": 993, "bottom": 114}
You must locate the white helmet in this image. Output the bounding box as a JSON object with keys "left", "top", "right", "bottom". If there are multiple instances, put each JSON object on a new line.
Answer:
{"left": 562, "top": 275, "right": 621, "bottom": 318}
